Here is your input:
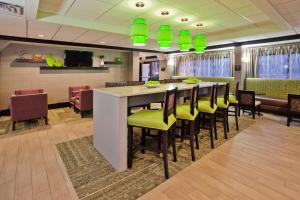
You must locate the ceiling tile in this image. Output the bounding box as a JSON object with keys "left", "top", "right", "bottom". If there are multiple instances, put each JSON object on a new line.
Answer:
{"left": 66, "top": 0, "right": 114, "bottom": 20}
{"left": 28, "top": 20, "right": 61, "bottom": 39}
{"left": 52, "top": 25, "right": 88, "bottom": 41}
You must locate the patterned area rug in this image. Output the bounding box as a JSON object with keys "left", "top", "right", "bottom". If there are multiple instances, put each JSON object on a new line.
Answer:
{"left": 0, "top": 108, "right": 92, "bottom": 136}
{"left": 56, "top": 117, "right": 255, "bottom": 200}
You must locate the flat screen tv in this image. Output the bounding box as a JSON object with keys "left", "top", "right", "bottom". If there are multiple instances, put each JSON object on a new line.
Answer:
{"left": 64, "top": 50, "right": 93, "bottom": 67}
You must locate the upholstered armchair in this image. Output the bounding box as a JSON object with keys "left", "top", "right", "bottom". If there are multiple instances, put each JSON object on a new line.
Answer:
{"left": 74, "top": 89, "right": 93, "bottom": 118}
{"left": 287, "top": 94, "right": 300, "bottom": 126}
{"left": 10, "top": 89, "right": 48, "bottom": 130}
{"left": 68, "top": 85, "right": 90, "bottom": 108}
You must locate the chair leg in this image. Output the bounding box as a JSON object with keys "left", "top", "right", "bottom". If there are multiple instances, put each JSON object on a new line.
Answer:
{"left": 12, "top": 121, "right": 16, "bottom": 131}
{"left": 45, "top": 117, "right": 48, "bottom": 125}
{"left": 162, "top": 131, "right": 169, "bottom": 179}
{"left": 141, "top": 128, "right": 146, "bottom": 154}
{"left": 223, "top": 110, "right": 228, "bottom": 139}
{"left": 213, "top": 114, "right": 217, "bottom": 140}
{"left": 171, "top": 126, "right": 177, "bottom": 162}
{"left": 209, "top": 115, "right": 214, "bottom": 149}
{"left": 127, "top": 126, "right": 133, "bottom": 168}
{"left": 287, "top": 116, "right": 291, "bottom": 127}
{"left": 235, "top": 105, "right": 239, "bottom": 130}
{"left": 226, "top": 109, "right": 229, "bottom": 133}
{"left": 258, "top": 105, "right": 261, "bottom": 116}
{"left": 252, "top": 109, "right": 255, "bottom": 119}
{"left": 189, "top": 121, "right": 196, "bottom": 161}
{"left": 195, "top": 118, "right": 200, "bottom": 150}
{"left": 157, "top": 131, "right": 161, "bottom": 154}
{"left": 81, "top": 112, "right": 84, "bottom": 118}
{"left": 181, "top": 120, "right": 185, "bottom": 142}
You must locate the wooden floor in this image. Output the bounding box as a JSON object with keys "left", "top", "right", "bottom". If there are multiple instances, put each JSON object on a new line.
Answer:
{"left": 0, "top": 120, "right": 92, "bottom": 200}
{"left": 139, "top": 118, "right": 300, "bottom": 200}
{"left": 0, "top": 114, "right": 299, "bottom": 200}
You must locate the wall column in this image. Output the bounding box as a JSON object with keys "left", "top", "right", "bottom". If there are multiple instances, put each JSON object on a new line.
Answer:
{"left": 127, "top": 52, "right": 139, "bottom": 81}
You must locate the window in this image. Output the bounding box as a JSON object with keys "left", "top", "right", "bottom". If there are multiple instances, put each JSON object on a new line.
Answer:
{"left": 258, "top": 54, "right": 289, "bottom": 79}
{"left": 255, "top": 44, "right": 300, "bottom": 80}
{"left": 175, "top": 51, "right": 233, "bottom": 77}
{"left": 194, "top": 57, "right": 231, "bottom": 77}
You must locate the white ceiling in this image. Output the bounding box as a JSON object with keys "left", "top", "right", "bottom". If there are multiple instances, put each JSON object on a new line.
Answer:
{"left": 0, "top": 0, "right": 299, "bottom": 51}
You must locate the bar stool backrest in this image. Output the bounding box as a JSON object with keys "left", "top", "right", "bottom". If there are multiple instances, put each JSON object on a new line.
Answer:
{"left": 209, "top": 84, "right": 217, "bottom": 108}
{"left": 235, "top": 81, "right": 240, "bottom": 96}
{"left": 163, "top": 87, "right": 178, "bottom": 124}
{"left": 105, "top": 82, "right": 127, "bottom": 87}
{"left": 190, "top": 85, "right": 199, "bottom": 115}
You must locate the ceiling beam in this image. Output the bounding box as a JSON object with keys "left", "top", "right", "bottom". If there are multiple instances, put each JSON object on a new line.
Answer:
{"left": 0, "top": 35, "right": 164, "bottom": 53}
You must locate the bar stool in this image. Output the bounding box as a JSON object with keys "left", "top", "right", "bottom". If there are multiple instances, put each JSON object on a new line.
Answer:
{"left": 229, "top": 81, "right": 239, "bottom": 130}
{"left": 216, "top": 83, "right": 230, "bottom": 140}
{"left": 127, "top": 87, "right": 178, "bottom": 179}
{"left": 197, "top": 84, "right": 218, "bottom": 149}
{"left": 176, "top": 85, "right": 200, "bottom": 161}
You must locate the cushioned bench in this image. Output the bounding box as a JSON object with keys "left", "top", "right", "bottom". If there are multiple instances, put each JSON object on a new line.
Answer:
{"left": 245, "top": 78, "right": 300, "bottom": 114}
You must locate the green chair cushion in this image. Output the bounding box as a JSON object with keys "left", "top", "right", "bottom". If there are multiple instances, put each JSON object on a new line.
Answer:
{"left": 217, "top": 98, "right": 229, "bottom": 109}
{"left": 229, "top": 95, "right": 238, "bottom": 104}
{"left": 198, "top": 101, "right": 217, "bottom": 114}
{"left": 199, "top": 96, "right": 210, "bottom": 101}
{"left": 128, "top": 110, "right": 176, "bottom": 131}
{"left": 176, "top": 103, "right": 198, "bottom": 121}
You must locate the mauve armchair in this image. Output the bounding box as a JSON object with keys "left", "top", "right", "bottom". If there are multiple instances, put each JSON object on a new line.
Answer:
{"left": 74, "top": 89, "right": 93, "bottom": 118}
{"left": 69, "top": 85, "right": 90, "bottom": 109}
{"left": 10, "top": 89, "right": 48, "bottom": 130}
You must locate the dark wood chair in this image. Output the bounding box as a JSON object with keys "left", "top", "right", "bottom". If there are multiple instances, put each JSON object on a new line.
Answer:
{"left": 216, "top": 83, "right": 230, "bottom": 140}
{"left": 127, "top": 88, "right": 178, "bottom": 179}
{"left": 105, "top": 82, "right": 127, "bottom": 87}
{"left": 197, "top": 84, "right": 218, "bottom": 148}
{"left": 287, "top": 94, "right": 300, "bottom": 126}
{"left": 238, "top": 90, "right": 261, "bottom": 119}
{"left": 176, "top": 85, "right": 200, "bottom": 161}
{"left": 228, "top": 81, "right": 239, "bottom": 130}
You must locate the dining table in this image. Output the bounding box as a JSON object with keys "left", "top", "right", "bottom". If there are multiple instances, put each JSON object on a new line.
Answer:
{"left": 93, "top": 82, "right": 225, "bottom": 171}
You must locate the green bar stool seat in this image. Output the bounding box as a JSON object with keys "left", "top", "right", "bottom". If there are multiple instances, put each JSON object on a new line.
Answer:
{"left": 127, "top": 87, "right": 178, "bottom": 179}
{"left": 128, "top": 110, "right": 176, "bottom": 130}
{"left": 176, "top": 85, "right": 200, "bottom": 161}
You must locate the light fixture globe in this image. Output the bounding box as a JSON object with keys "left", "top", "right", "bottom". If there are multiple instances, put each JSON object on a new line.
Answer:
{"left": 178, "top": 30, "right": 192, "bottom": 51}
{"left": 131, "top": 18, "right": 148, "bottom": 46}
{"left": 194, "top": 34, "right": 206, "bottom": 53}
{"left": 157, "top": 25, "right": 173, "bottom": 49}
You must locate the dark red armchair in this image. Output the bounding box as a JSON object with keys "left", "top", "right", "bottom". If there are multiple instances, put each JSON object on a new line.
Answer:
{"left": 68, "top": 85, "right": 90, "bottom": 109}
{"left": 74, "top": 89, "right": 93, "bottom": 118}
{"left": 10, "top": 89, "right": 48, "bottom": 130}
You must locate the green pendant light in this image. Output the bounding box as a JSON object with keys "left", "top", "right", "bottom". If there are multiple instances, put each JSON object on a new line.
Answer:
{"left": 130, "top": 18, "right": 148, "bottom": 46}
{"left": 178, "top": 30, "right": 192, "bottom": 51}
{"left": 157, "top": 25, "right": 173, "bottom": 49}
{"left": 194, "top": 34, "right": 206, "bottom": 53}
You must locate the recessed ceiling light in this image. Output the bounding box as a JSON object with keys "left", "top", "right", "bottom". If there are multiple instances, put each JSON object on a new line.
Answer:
{"left": 181, "top": 18, "right": 188, "bottom": 22}
{"left": 37, "top": 34, "right": 44, "bottom": 38}
{"left": 196, "top": 23, "right": 203, "bottom": 27}
{"left": 161, "top": 10, "right": 169, "bottom": 16}
{"left": 135, "top": 2, "right": 145, "bottom": 8}
{"left": 100, "top": 41, "right": 105, "bottom": 44}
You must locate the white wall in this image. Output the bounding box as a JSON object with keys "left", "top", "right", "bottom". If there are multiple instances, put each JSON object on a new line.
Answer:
{"left": 0, "top": 43, "right": 129, "bottom": 110}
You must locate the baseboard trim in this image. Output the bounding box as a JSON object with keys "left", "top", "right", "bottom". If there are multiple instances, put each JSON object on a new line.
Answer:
{"left": 0, "top": 102, "right": 70, "bottom": 117}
